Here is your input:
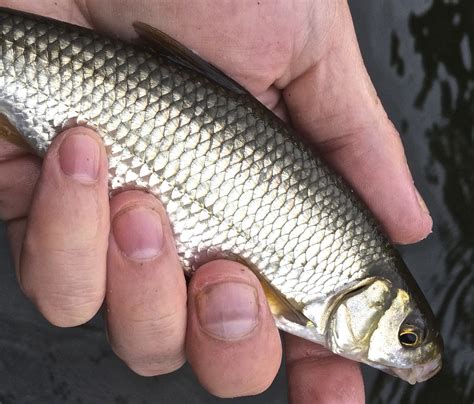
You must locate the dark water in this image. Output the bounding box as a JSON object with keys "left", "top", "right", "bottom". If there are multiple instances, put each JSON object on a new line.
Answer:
{"left": 351, "top": 1, "right": 474, "bottom": 403}
{"left": 0, "top": 1, "right": 472, "bottom": 403}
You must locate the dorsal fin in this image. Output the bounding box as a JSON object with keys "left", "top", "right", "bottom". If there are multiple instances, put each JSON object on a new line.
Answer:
{"left": 133, "top": 22, "right": 247, "bottom": 95}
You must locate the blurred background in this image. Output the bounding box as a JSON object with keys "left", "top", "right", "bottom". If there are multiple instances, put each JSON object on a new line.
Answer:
{"left": 0, "top": 0, "right": 472, "bottom": 402}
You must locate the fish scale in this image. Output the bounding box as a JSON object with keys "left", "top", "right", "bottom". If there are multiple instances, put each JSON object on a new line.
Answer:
{"left": 0, "top": 9, "right": 387, "bottom": 304}
{"left": 0, "top": 8, "right": 443, "bottom": 383}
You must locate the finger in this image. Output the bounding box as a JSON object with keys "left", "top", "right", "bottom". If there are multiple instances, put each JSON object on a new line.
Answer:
{"left": 0, "top": 154, "right": 41, "bottom": 221}
{"left": 186, "top": 260, "right": 282, "bottom": 398}
{"left": 0, "top": 138, "right": 30, "bottom": 161}
{"left": 0, "top": 0, "right": 90, "bottom": 26}
{"left": 6, "top": 218, "right": 27, "bottom": 281}
{"left": 20, "top": 127, "right": 109, "bottom": 326}
{"left": 106, "top": 190, "right": 187, "bottom": 376}
{"left": 279, "top": 1, "right": 431, "bottom": 244}
{"left": 285, "top": 334, "right": 364, "bottom": 404}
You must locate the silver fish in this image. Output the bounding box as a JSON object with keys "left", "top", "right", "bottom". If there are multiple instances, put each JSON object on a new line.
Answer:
{"left": 0, "top": 8, "right": 442, "bottom": 383}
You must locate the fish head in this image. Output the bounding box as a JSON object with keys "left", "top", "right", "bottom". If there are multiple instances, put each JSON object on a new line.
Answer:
{"left": 322, "top": 260, "right": 443, "bottom": 384}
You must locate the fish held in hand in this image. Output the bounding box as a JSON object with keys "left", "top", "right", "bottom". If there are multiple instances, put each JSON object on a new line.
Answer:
{"left": 0, "top": 8, "right": 442, "bottom": 383}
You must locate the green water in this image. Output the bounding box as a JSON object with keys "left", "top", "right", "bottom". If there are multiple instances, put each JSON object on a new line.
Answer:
{"left": 0, "top": 1, "right": 472, "bottom": 402}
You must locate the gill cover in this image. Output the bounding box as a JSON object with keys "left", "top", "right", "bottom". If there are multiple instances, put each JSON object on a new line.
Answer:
{"left": 326, "top": 279, "right": 391, "bottom": 356}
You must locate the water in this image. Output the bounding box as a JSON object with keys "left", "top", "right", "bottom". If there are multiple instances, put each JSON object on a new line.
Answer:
{"left": 0, "top": 1, "right": 472, "bottom": 402}
{"left": 351, "top": 1, "right": 473, "bottom": 402}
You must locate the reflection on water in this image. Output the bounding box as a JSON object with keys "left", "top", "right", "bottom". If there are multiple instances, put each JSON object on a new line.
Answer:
{"left": 370, "top": 1, "right": 473, "bottom": 402}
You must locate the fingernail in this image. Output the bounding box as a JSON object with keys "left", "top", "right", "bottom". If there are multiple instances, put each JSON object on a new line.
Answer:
{"left": 59, "top": 134, "right": 99, "bottom": 182}
{"left": 197, "top": 282, "right": 259, "bottom": 340}
{"left": 113, "top": 207, "right": 164, "bottom": 261}
{"left": 415, "top": 188, "right": 430, "bottom": 215}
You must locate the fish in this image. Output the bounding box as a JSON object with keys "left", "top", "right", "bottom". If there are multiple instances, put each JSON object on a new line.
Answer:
{"left": 0, "top": 7, "right": 442, "bottom": 383}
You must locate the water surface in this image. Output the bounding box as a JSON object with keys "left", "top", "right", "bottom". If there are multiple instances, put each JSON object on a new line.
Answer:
{"left": 351, "top": 1, "right": 473, "bottom": 402}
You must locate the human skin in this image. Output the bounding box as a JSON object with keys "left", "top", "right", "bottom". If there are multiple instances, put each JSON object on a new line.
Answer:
{"left": 0, "top": 0, "right": 432, "bottom": 402}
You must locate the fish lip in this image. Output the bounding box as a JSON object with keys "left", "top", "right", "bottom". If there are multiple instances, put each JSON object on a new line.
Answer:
{"left": 385, "top": 355, "right": 442, "bottom": 384}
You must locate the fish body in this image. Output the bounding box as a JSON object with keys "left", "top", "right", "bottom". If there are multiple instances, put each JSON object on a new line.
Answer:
{"left": 0, "top": 8, "right": 442, "bottom": 383}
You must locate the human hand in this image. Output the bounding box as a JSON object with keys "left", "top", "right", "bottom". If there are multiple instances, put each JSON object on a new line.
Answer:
{"left": 0, "top": 0, "right": 432, "bottom": 402}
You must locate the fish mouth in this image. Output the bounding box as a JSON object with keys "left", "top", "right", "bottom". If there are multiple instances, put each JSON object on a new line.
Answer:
{"left": 384, "top": 355, "right": 442, "bottom": 384}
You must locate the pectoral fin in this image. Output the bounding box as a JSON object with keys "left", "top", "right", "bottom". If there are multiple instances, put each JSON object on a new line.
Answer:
{"left": 259, "top": 279, "right": 312, "bottom": 327}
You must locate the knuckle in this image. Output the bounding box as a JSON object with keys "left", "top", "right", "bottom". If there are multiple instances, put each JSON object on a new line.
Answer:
{"left": 23, "top": 232, "right": 105, "bottom": 270}
{"left": 24, "top": 209, "right": 106, "bottom": 257}
{"left": 37, "top": 242, "right": 102, "bottom": 264}
{"left": 127, "top": 305, "right": 186, "bottom": 345}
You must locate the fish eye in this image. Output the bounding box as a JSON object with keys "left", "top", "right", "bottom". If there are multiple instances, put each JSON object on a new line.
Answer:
{"left": 398, "top": 326, "right": 422, "bottom": 347}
